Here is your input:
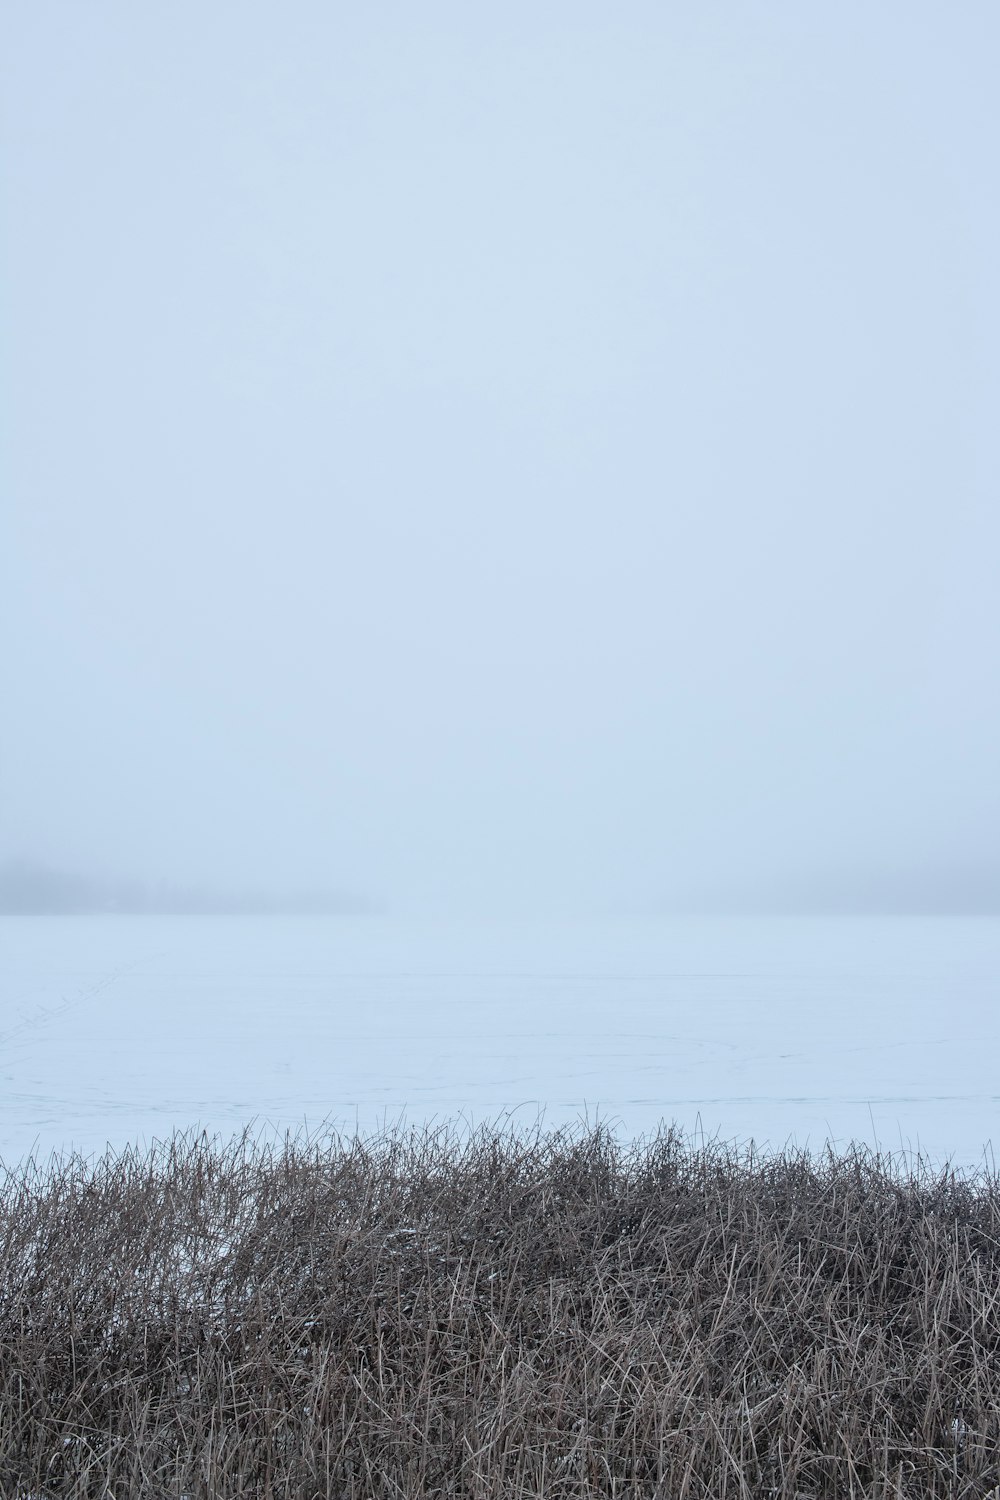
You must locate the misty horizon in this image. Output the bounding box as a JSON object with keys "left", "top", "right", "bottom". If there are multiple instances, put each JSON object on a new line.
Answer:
{"left": 1, "top": 854, "right": 997, "bottom": 919}
{"left": 4, "top": 5, "right": 999, "bottom": 916}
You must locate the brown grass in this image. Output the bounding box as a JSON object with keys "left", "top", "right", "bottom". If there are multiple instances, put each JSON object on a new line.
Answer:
{"left": 1, "top": 1122, "right": 999, "bottom": 1498}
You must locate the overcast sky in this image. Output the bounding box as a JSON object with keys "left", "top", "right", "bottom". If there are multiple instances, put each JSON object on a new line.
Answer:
{"left": 3, "top": 3, "right": 998, "bottom": 914}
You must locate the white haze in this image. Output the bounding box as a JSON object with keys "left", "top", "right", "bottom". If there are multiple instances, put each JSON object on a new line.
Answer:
{"left": 3, "top": 3, "right": 999, "bottom": 915}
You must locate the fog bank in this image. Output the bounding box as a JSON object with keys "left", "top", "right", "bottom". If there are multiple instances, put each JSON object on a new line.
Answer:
{"left": 4, "top": 4, "right": 999, "bottom": 915}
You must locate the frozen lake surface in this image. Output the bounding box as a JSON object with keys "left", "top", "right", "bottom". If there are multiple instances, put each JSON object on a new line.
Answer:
{"left": 2, "top": 914, "right": 999, "bottom": 1169}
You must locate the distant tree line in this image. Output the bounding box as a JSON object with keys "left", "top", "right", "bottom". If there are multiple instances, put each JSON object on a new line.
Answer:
{"left": 0, "top": 859, "right": 370, "bottom": 915}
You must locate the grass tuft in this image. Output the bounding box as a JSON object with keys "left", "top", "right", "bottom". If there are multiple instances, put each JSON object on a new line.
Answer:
{"left": 2, "top": 1122, "right": 999, "bottom": 1497}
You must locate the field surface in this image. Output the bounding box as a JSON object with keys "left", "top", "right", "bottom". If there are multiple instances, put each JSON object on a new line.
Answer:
{"left": 2, "top": 915, "right": 999, "bottom": 1168}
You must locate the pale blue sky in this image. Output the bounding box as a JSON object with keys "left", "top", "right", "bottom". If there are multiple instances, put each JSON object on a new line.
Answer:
{"left": 3, "top": 3, "right": 999, "bottom": 911}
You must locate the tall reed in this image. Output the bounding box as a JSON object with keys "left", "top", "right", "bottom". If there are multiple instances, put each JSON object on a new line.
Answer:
{"left": 1, "top": 1122, "right": 998, "bottom": 1498}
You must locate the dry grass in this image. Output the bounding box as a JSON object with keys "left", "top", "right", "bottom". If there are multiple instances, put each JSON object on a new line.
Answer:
{"left": 2, "top": 1123, "right": 1000, "bottom": 1498}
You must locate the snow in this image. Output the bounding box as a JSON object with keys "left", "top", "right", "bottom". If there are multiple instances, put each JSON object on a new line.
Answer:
{"left": 1, "top": 914, "right": 999, "bottom": 1169}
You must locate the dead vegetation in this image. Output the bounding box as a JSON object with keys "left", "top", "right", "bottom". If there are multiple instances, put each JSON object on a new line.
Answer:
{"left": 1, "top": 1122, "right": 999, "bottom": 1498}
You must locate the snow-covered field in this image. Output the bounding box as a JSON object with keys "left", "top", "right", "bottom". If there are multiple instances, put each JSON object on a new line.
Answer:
{"left": 1, "top": 914, "right": 998, "bottom": 1169}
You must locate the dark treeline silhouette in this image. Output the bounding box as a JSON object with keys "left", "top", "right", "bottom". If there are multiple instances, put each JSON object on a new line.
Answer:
{"left": 0, "top": 859, "right": 369, "bottom": 916}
